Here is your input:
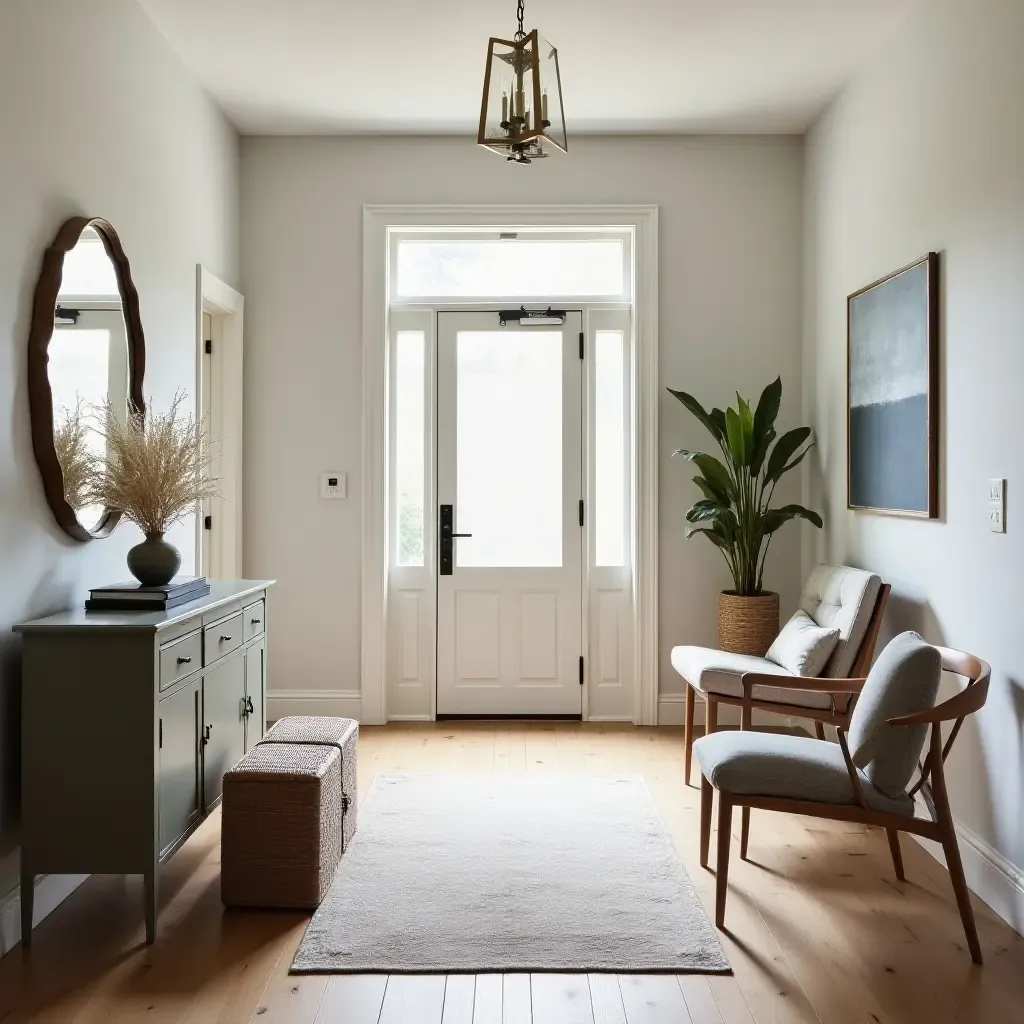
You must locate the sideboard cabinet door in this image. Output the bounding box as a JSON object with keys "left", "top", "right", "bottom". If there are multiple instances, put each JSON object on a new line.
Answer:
{"left": 244, "top": 636, "right": 267, "bottom": 751}
{"left": 202, "top": 651, "right": 246, "bottom": 810}
{"left": 158, "top": 678, "right": 201, "bottom": 858}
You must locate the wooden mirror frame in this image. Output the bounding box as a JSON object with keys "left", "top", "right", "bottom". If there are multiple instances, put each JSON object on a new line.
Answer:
{"left": 27, "top": 216, "right": 146, "bottom": 542}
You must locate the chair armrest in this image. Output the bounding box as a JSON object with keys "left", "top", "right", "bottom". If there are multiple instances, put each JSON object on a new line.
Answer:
{"left": 741, "top": 673, "right": 866, "bottom": 696}
{"left": 887, "top": 676, "right": 989, "bottom": 727}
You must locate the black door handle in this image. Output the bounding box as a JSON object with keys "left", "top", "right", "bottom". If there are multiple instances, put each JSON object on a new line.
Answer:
{"left": 439, "top": 505, "right": 472, "bottom": 575}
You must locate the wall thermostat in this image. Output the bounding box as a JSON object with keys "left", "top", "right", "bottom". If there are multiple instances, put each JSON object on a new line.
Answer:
{"left": 320, "top": 471, "right": 347, "bottom": 500}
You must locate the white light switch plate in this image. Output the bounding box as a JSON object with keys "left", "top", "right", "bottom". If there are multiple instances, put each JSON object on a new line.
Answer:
{"left": 988, "top": 477, "right": 1006, "bottom": 533}
{"left": 320, "top": 471, "right": 347, "bottom": 500}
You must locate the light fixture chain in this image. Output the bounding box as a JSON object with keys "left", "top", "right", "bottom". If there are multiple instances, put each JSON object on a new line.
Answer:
{"left": 515, "top": 0, "right": 526, "bottom": 40}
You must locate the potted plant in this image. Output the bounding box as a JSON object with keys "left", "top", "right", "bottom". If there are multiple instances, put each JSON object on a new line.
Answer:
{"left": 669, "top": 377, "right": 823, "bottom": 656}
{"left": 89, "top": 390, "right": 218, "bottom": 587}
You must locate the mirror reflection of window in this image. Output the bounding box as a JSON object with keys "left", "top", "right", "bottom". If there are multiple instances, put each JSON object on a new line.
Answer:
{"left": 49, "top": 226, "right": 130, "bottom": 531}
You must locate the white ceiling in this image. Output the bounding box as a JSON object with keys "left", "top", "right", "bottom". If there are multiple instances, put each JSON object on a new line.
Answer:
{"left": 137, "top": 0, "right": 915, "bottom": 135}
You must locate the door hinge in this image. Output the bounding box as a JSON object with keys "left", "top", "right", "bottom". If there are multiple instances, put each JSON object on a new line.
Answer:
{"left": 204, "top": 338, "right": 212, "bottom": 354}
{"left": 578, "top": 499, "right": 585, "bottom": 527}
{"left": 204, "top": 514, "right": 212, "bottom": 530}
{"left": 579, "top": 331, "right": 584, "bottom": 359}
{"left": 579, "top": 656, "right": 585, "bottom": 685}
{"left": 158, "top": 718, "right": 163, "bottom": 749}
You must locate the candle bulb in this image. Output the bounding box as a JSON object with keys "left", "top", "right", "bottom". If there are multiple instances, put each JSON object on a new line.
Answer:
{"left": 542, "top": 90, "right": 549, "bottom": 122}
{"left": 501, "top": 91, "right": 508, "bottom": 122}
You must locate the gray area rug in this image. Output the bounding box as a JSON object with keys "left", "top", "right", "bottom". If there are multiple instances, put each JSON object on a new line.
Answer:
{"left": 291, "top": 773, "right": 730, "bottom": 974}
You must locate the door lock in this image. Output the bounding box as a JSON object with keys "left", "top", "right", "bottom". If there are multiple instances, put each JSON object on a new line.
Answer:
{"left": 439, "top": 504, "right": 472, "bottom": 576}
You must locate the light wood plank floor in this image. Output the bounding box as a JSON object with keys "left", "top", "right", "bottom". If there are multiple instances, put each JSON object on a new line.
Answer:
{"left": 2, "top": 723, "right": 1023, "bottom": 1023}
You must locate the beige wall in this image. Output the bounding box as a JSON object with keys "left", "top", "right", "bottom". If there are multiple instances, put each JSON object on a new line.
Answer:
{"left": 0, "top": 0, "right": 239, "bottom": 903}
{"left": 804, "top": 0, "right": 1024, "bottom": 926}
{"left": 239, "top": 134, "right": 806, "bottom": 714}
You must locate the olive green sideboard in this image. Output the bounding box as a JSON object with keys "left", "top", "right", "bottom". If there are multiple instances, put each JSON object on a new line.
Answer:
{"left": 14, "top": 579, "right": 274, "bottom": 944}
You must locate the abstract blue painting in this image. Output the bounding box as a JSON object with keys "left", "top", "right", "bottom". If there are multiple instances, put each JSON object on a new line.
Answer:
{"left": 848, "top": 254, "right": 938, "bottom": 517}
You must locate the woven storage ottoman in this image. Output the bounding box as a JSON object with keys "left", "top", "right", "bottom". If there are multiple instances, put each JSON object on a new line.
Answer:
{"left": 259, "top": 716, "right": 359, "bottom": 850}
{"left": 221, "top": 742, "right": 342, "bottom": 909}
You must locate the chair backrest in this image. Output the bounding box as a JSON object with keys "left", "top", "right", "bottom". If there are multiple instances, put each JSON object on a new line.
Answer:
{"left": 799, "top": 565, "right": 883, "bottom": 677}
{"left": 848, "top": 632, "right": 942, "bottom": 799}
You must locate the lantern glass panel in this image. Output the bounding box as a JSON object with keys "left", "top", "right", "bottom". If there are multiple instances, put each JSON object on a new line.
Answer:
{"left": 482, "top": 37, "right": 548, "bottom": 149}
{"left": 536, "top": 34, "right": 566, "bottom": 151}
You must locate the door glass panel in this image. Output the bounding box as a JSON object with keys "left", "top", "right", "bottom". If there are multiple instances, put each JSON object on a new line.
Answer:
{"left": 456, "top": 330, "right": 562, "bottom": 567}
{"left": 395, "top": 330, "right": 425, "bottom": 566}
{"left": 595, "top": 330, "right": 626, "bottom": 566}
{"left": 397, "top": 239, "right": 625, "bottom": 298}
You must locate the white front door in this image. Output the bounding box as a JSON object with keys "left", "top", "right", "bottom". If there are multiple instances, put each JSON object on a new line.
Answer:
{"left": 436, "top": 311, "right": 583, "bottom": 716}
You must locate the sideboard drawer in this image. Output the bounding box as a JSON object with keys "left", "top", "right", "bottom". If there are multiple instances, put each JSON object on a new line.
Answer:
{"left": 243, "top": 600, "right": 265, "bottom": 642}
{"left": 159, "top": 631, "right": 202, "bottom": 691}
{"left": 204, "top": 612, "right": 244, "bottom": 666}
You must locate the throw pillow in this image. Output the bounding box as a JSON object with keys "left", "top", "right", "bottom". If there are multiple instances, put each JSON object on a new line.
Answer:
{"left": 766, "top": 610, "right": 841, "bottom": 677}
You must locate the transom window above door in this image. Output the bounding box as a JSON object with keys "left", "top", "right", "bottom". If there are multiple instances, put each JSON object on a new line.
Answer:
{"left": 391, "top": 232, "right": 631, "bottom": 301}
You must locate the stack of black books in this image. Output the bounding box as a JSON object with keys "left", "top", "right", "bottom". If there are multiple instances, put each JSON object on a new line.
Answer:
{"left": 85, "top": 576, "right": 211, "bottom": 612}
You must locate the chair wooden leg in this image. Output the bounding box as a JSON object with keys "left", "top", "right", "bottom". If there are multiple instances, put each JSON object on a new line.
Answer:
{"left": 706, "top": 696, "right": 719, "bottom": 735}
{"left": 814, "top": 721, "right": 826, "bottom": 740}
{"left": 886, "top": 829, "right": 905, "bottom": 881}
{"left": 684, "top": 684, "right": 695, "bottom": 786}
{"left": 716, "top": 794, "right": 733, "bottom": 928}
{"left": 929, "top": 727, "right": 983, "bottom": 964}
{"left": 740, "top": 805, "right": 750, "bottom": 861}
{"left": 700, "top": 775, "right": 713, "bottom": 869}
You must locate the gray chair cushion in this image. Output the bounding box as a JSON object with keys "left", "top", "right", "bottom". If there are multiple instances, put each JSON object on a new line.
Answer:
{"left": 799, "top": 565, "right": 882, "bottom": 677}
{"left": 848, "top": 631, "right": 941, "bottom": 799}
{"left": 693, "top": 730, "right": 912, "bottom": 815}
{"left": 669, "top": 646, "right": 834, "bottom": 710}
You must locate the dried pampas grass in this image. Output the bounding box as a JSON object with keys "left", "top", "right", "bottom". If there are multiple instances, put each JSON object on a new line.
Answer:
{"left": 89, "top": 390, "right": 219, "bottom": 537}
{"left": 53, "top": 399, "right": 93, "bottom": 510}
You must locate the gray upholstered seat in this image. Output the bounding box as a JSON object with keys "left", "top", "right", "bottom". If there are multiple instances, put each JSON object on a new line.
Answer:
{"left": 693, "top": 730, "right": 912, "bottom": 814}
{"left": 670, "top": 564, "right": 882, "bottom": 703}
{"left": 693, "top": 631, "right": 942, "bottom": 817}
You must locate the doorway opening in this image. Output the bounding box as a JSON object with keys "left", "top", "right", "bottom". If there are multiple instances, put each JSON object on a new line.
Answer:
{"left": 362, "top": 207, "right": 659, "bottom": 725}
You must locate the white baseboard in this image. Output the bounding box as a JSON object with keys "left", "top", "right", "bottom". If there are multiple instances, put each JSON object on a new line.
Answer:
{"left": 266, "top": 689, "right": 362, "bottom": 721}
{"left": 658, "top": 694, "right": 771, "bottom": 727}
{"left": 0, "top": 873, "right": 89, "bottom": 958}
{"left": 912, "top": 820, "right": 1024, "bottom": 935}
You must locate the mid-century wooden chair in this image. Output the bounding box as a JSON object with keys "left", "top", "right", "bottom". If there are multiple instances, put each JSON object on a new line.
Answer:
{"left": 694, "top": 637, "right": 991, "bottom": 964}
{"left": 672, "top": 566, "right": 890, "bottom": 786}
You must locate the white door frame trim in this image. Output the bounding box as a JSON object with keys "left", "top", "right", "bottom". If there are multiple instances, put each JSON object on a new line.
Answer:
{"left": 361, "top": 204, "right": 659, "bottom": 726}
{"left": 195, "top": 265, "right": 245, "bottom": 579}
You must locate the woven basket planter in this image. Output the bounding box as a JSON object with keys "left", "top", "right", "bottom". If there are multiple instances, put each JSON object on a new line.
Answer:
{"left": 717, "top": 590, "right": 780, "bottom": 657}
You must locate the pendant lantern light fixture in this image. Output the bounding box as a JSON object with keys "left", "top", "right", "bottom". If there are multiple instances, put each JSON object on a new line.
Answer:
{"left": 477, "top": 0, "right": 567, "bottom": 164}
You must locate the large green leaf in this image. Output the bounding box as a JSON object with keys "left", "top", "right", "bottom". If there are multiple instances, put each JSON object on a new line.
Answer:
{"left": 752, "top": 377, "right": 782, "bottom": 449}
{"left": 762, "top": 503, "right": 824, "bottom": 535}
{"left": 685, "top": 499, "right": 723, "bottom": 523}
{"left": 765, "top": 426, "right": 812, "bottom": 482}
{"left": 709, "top": 408, "right": 728, "bottom": 439}
{"left": 692, "top": 453, "right": 734, "bottom": 500}
{"left": 737, "top": 394, "right": 755, "bottom": 460}
{"left": 779, "top": 442, "right": 815, "bottom": 478}
{"left": 725, "top": 407, "right": 751, "bottom": 467}
{"left": 751, "top": 427, "right": 776, "bottom": 476}
{"left": 667, "top": 388, "right": 723, "bottom": 441}
{"left": 678, "top": 451, "right": 734, "bottom": 501}
{"left": 686, "top": 525, "right": 731, "bottom": 549}
{"left": 693, "top": 476, "right": 726, "bottom": 503}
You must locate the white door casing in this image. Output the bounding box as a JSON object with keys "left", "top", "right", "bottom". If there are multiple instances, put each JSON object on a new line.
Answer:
{"left": 196, "top": 266, "right": 244, "bottom": 579}
{"left": 364, "top": 206, "right": 659, "bottom": 725}
{"left": 436, "top": 311, "right": 584, "bottom": 716}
